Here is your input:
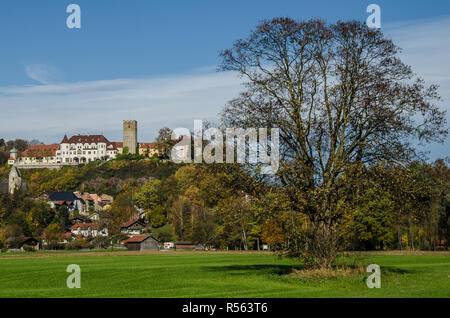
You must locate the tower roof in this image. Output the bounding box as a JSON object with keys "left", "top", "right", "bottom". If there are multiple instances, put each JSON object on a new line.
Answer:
{"left": 10, "top": 147, "right": 17, "bottom": 153}
{"left": 61, "top": 134, "right": 69, "bottom": 143}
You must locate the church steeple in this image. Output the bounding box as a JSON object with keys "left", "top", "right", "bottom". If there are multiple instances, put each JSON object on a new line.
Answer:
{"left": 61, "top": 134, "right": 69, "bottom": 143}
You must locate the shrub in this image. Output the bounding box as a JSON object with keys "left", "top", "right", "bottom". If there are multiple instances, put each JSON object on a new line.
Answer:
{"left": 22, "top": 244, "right": 35, "bottom": 252}
{"left": 90, "top": 236, "right": 110, "bottom": 249}
{"left": 65, "top": 238, "right": 90, "bottom": 250}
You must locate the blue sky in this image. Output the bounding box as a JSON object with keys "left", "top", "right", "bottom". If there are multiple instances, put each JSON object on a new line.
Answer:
{"left": 0, "top": 0, "right": 449, "bottom": 159}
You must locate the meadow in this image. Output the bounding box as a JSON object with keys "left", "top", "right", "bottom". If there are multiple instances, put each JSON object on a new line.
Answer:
{"left": 0, "top": 251, "right": 448, "bottom": 298}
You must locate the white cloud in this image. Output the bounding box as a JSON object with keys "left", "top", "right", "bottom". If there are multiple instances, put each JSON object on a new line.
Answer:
{"left": 0, "top": 71, "right": 243, "bottom": 143}
{"left": 23, "top": 63, "right": 63, "bottom": 84}
{"left": 385, "top": 16, "right": 450, "bottom": 158}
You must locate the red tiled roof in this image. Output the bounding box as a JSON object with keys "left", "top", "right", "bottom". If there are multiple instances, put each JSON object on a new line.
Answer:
{"left": 120, "top": 219, "right": 145, "bottom": 228}
{"left": 61, "top": 134, "right": 69, "bottom": 143}
{"left": 41, "top": 232, "right": 65, "bottom": 239}
{"left": 67, "top": 135, "right": 109, "bottom": 144}
{"left": 70, "top": 222, "right": 101, "bottom": 230}
{"left": 106, "top": 142, "right": 122, "bottom": 151}
{"left": 21, "top": 144, "right": 60, "bottom": 157}
{"left": 139, "top": 142, "right": 155, "bottom": 149}
{"left": 110, "top": 142, "right": 123, "bottom": 147}
{"left": 123, "top": 234, "right": 154, "bottom": 244}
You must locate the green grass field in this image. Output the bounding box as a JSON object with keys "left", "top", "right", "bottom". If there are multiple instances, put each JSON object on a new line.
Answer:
{"left": 0, "top": 251, "right": 448, "bottom": 298}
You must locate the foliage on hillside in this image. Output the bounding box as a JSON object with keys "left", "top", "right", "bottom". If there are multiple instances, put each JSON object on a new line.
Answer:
{"left": 0, "top": 157, "right": 448, "bottom": 254}
{"left": 18, "top": 159, "right": 179, "bottom": 196}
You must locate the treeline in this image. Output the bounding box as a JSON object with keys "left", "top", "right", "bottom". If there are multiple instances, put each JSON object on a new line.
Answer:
{"left": 108, "top": 159, "right": 449, "bottom": 251}
{"left": 0, "top": 159, "right": 179, "bottom": 196}
{"left": 0, "top": 158, "right": 448, "bottom": 251}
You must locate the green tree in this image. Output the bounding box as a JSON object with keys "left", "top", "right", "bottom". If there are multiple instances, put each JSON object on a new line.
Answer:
{"left": 135, "top": 179, "right": 164, "bottom": 210}
{"left": 56, "top": 205, "right": 71, "bottom": 230}
{"left": 344, "top": 187, "right": 394, "bottom": 250}
{"left": 44, "top": 223, "right": 62, "bottom": 250}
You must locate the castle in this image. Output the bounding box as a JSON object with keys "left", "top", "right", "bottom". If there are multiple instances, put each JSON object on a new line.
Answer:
{"left": 8, "top": 121, "right": 158, "bottom": 167}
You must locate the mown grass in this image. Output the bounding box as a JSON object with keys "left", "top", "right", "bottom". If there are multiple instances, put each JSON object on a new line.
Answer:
{"left": 0, "top": 251, "right": 448, "bottom": 298}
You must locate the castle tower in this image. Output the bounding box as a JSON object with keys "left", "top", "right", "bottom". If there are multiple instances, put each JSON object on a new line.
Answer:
{"left": 10, "top": 147, "right": 17, "bottom": 160}
{"left": 123, "top": 120, "right": 138, "bottom": 154}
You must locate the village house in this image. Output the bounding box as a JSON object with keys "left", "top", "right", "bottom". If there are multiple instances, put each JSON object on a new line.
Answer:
{"left": 171, "top": 135, "right": 190, "bottom": 162}
{"left": 120, "top": 219, "right": 146, "bottom": 235}
{"left": 70, "top": 216, "right": 90, "bottom": 225}
{"left": 41, "top": 232, "right": 77, "bottom": 246}
{"left": 42, "top": 191, "right": 86, "bottom": 215}
{"left": 74, "top": 192, "right": 114, "bottom": 210}
{"left": 138, "top": 142, "right": 158, "bottom": 157}
{"left": 70, "top": 222, "right": 108, "bottom": 238}
{"left": 122, "top": 235, "right": 159, "bottom": 251}
{"left": 88, "top": 212, "right": 101, "bottom": 221}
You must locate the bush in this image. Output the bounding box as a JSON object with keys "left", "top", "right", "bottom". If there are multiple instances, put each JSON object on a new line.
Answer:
{"left": 22, "top": 244, "right": 35, "bottom": 252}
{"left": 44, "top": 243, "right": 64, "bottom": 250}
{"left": 90, "top": 236, "right": 110, "bottom": 249}
{"left": 65, "top": 238, "right": 90, "bottom": 250}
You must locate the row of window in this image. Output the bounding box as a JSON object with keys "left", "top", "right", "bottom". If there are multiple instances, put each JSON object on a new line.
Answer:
{"left": 62, "top": 143, "right": 107, "bottom": 149}
{"left": 59, "top": 150, "right": 105, "bottom": 155}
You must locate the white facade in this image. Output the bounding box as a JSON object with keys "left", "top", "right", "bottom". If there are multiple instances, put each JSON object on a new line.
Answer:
{"left": 13, "top": 135, "right": 120, "bottom": 166}
{"left": 70, "top": 223, "right": 108, "bottom": 238}
{"left": 57, "top": 135, "right": 119, "bottom": 164}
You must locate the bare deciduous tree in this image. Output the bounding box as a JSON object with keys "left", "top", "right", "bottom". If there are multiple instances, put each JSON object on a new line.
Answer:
{"left": 219, "top": 18, "right": 447, "bottom": 268}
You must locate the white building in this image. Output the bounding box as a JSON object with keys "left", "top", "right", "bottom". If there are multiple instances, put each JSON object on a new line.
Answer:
{"left": 171, "top": 135, "right": 191, "bottom": 162}
{"left": 58, "top": 134, "right": 119, "bottom": 164}
{"left": 69, "top": 222, "right": 108, "bottom": 238}
{"left": 12, "top": 134, "right": 120, "bottom": 166}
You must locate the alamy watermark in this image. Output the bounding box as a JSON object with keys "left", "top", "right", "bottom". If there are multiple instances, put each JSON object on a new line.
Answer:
{"left": 66, "top": 4, "right": 81, "bottom": 29}
{"left": 66, "top": 264, "right": 81, "bottom": 288}
{"left": 366, "top": 264, "right": 381, "bottom": 288}
{"left": 171, "top": 120, "right": 280, "bottom": 175}
{"left": 366, "top": 4, "right": 381, "bottom": 29}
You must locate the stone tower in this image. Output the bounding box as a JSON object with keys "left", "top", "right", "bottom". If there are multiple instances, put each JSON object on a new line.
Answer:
{"left": 9, "top": 166, "right": 21, "bottom": 195}
{"left": 123, "top": 120, "right": 138, "bottom": 154}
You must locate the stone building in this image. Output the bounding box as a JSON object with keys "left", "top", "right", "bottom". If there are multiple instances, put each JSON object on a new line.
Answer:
{"left": 0, "top": 166, "right": 27, "bottom": 195}
{"left": 123, "top": 120, "right": 138, "bottom": 154}
{"left": 9, "top": 166, "right": 23, "bottom": 195}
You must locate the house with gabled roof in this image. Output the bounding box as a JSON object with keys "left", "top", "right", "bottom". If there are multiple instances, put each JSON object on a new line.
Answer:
{"left": 122, "top": 234, "right": 159, "bottom": 251}
{"left": 70, "top": 222, "right": 108, "bottom": 238}
{"left": 120, "top": 219, "right": 146, "bottom": 235}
